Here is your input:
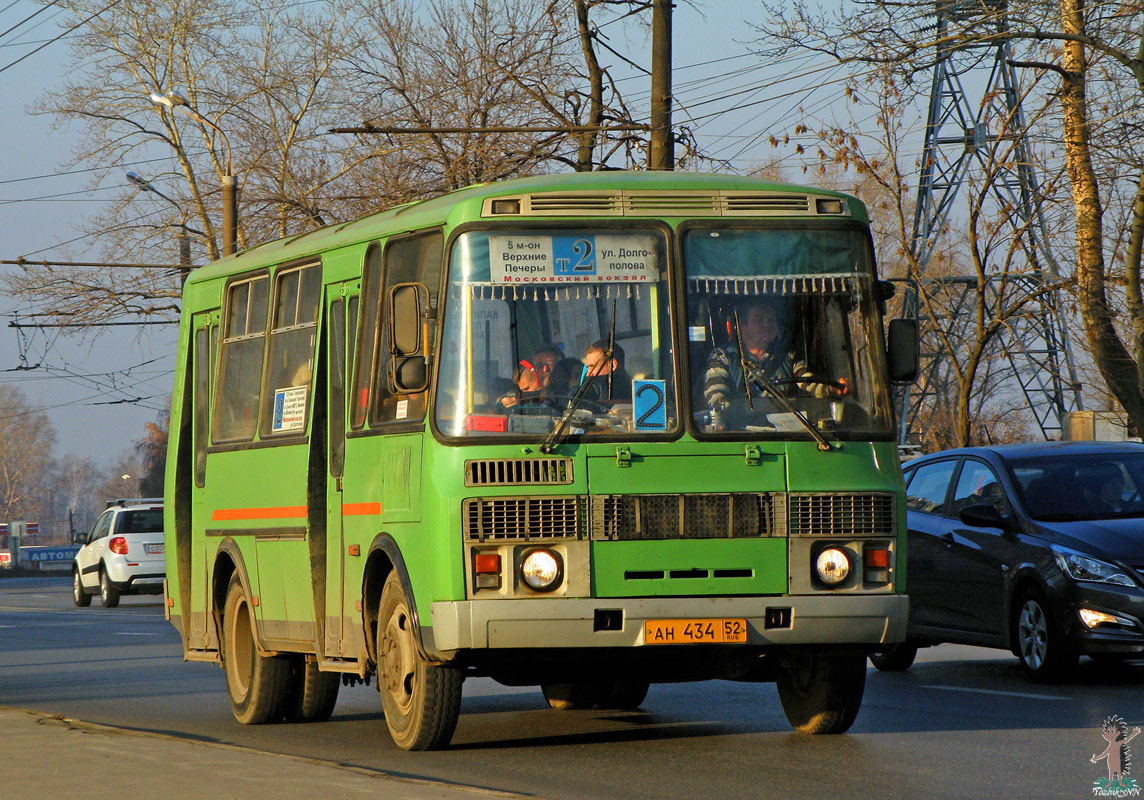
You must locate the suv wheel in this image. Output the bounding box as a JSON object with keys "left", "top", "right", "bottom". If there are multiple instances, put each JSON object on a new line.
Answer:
{"left": 99, "top": 568, "right": 121, "bottom": 608}
{"left": 73, "top": 569, "right": 91, "bottom": 607}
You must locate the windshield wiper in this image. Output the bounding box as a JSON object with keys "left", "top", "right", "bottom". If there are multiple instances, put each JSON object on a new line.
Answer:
{"left": 733, "top": 309, "right": 834, "bottom": 452}
{"left": 540, "top": 301, "right": 616, "bottom": 454}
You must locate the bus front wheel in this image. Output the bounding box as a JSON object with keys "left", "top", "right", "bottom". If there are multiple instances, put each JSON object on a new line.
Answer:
{"left": 222, "top": 574, "right": 291, "bottom": 724}
{"left": 378, "top": 573, "right": 462, "bottom": 750}
{"left": 775, "top": 649, "right": 866, "bottom": 734}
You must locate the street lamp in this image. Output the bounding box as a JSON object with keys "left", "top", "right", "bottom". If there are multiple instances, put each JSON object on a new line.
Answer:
{"left": 127, "top": 172, "right": 200, "bottom": 282}
{"left": 149, "top": 89, "right": 238, "bottom": 257}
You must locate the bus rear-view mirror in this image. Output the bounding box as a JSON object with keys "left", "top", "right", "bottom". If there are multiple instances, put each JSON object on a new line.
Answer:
{"left": 887, "top": 318, "right": 918, "bottom": 383}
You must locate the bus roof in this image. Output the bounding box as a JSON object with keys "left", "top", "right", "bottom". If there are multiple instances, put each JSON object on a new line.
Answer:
{"left": 185, "top": 171, "right": 866, "bottom": 288}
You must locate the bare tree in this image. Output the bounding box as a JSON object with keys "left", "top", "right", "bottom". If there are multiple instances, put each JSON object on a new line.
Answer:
{"left": 751, "top": 0, "right": 1144, "bottom": 435}
{"left": 0, "top": 387, "right": 57, "bottom": 522}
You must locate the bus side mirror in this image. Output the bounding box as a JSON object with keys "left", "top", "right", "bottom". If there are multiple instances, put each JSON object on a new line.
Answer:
{"left": 887, "top": 318, "right": 918, "bottom": 383}
{"left": 388, "top": 282, "right": 431, "bottom": 394}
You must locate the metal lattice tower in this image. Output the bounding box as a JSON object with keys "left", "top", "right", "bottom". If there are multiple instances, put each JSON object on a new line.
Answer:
{"left": 897, "top": 0, "right": 1083, "bottom": 446}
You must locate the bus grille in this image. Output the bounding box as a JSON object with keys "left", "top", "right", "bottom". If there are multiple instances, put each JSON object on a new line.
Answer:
{"left": 465, "top": 457, "right": 574, "bottom": 487}
{"left": 590, "top": 493, "right": 783, "bottom": 541}
{"left": 788, "top": 493, "right": 895, "bottom": 537}
{"left": 463, "top": 496, "right": 583, "bottom": 541}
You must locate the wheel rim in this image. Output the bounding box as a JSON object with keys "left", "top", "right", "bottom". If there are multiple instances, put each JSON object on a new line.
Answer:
{"left": 227, "top": 598, "right": 254, "bottom": 699}
{"left": 1018, "top": 599, "right": 1048, "bottom": 670}
{"left": 73, "top": 572, "right": 82, "bottom": 601}
{"left": 100, "top": 573, "right": 109, "bottom": 600}
{"left": 381, "top": 600, "right": 417, "bottom": 715}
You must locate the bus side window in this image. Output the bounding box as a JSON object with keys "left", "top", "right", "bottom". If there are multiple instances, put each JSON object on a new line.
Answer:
{"left": 193, "top": 327, "right": 210, "bottom": 487}
{"left": 261, "top": 263, "right": 321, "bottom": 437}
{"left": 351, "top": 245, "right": 382, "bottom": 429}
{"left": 329, "top": 298, "right": 346, "bottom": 478}
{"left": 372, "top": 230, "right": 443, "bottom": 424}
{"left": 213, "top": 275, "right": 269, "bottom": 442}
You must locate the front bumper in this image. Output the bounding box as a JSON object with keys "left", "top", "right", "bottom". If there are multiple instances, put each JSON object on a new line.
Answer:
{"left": 429, "top": 594, "right": 908, "bottom": 653}
{"left": 1061, "top": 583, "right": 1144, "bottom": 656}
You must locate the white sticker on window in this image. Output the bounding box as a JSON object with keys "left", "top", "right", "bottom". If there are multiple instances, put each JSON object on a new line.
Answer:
{"left": 688, "top": 326, "right": 706, "bottom": 341}
{"left": 396, "top": 399, "right": 409, "bottom": 420}
{"left": 488, "top": 234, "right": 657, "bottom": 284}
{"left": 272, "top": 386, "right": 308, "bottom": 432}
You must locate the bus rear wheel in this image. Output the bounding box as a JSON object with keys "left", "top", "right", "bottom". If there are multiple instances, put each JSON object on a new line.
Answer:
{"left": 378, "top": 573, "right": 462, "bottom": 750}
{"left": 222, "top": 573, "right": 291, "bottom": 724}
{"left": 284, "top": 659, "right": 340, "bottom": 723}
{"left": 776, "top": 649, "right": 866, "bottom": 735}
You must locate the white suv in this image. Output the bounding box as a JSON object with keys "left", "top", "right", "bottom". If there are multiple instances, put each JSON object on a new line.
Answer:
{"left": 72, "top": 499, "right": 165, "bottom": 608}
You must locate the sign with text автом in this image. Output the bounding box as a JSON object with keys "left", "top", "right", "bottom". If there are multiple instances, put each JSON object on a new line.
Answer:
{"left": 489, "top": 234, "right": 658, "bottom": 284}
{"left": 20, "top": 545, "right": 81, "bottom": 570}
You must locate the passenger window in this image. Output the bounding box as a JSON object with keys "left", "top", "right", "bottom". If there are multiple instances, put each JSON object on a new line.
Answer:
{"left": 194, "top": 327, "right": 210, "bottom": 487}
{"left": 351, "top": 245, "right": 382, "bottom": 430}
{"left": 262, "top": 263, "right": 322, "bottom": 436}
{"left": 214, "top": 275, "right": 270, "bottom": 442}
{"left": 905, "top": 460, "right": 957, "bottom": 514}
{"left": 952, "top": 461, "right": 1009, "bottom": 517}
{"left": 91, "top": 512, "right": 113, "bottom": 542}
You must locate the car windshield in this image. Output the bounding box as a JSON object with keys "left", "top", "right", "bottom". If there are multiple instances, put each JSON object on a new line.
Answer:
{"left": 1008, "top": 452, "right": 1144, "bottom": 521}
{"left": 115, "top": 510, "right": 164, "bottom": 534}
{"left": 682, "top": 226, "right": 893, "bottom": 437}
{"left": 434, "top": 228, "right": 677, "bottom": 440}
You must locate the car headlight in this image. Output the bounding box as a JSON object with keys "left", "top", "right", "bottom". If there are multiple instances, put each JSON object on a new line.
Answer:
{"left": 815, "top": 547, "right": 852, "bottom": 587}
{"left": 1054, "top": 549, "right": 1136, "bottom": 587}
{"left": 520, "top": 548, "right": 563, "bottom": 592}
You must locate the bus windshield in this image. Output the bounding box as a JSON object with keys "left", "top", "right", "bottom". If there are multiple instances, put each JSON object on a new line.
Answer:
{"left": 682, "top": 226, "right": 893, "bottom": 437}
{"left": 435, "top": 228, "right": 678, "bottom": 440}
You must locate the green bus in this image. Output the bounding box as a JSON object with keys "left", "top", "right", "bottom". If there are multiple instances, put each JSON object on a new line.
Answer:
{"left": 164, "top": 171, "right": 918, "bottom": 750}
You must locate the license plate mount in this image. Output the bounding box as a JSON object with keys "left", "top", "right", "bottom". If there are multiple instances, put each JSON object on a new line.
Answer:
{"left": 644, "top": 618, "right": 748, "bottom": 645}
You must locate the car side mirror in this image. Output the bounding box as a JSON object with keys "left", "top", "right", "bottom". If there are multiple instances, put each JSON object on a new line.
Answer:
{"left": 959, "top": 502, "right": 1011, "bottom": 530}
{"left": 887, "top": 318, "right": 919, "bottom": 383}
{"left": 387, "top": 282, "right": 432, "bottom": 394}
{"left": 71, "top": 530, "right": 85, "bottom": 544}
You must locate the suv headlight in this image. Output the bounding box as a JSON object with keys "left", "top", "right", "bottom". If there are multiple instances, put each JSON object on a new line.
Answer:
{"left": 1053, "top": 548, "right": 1136, "bottom": 588}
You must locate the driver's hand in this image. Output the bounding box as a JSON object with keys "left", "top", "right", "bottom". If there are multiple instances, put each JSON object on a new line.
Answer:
{"left": 499, "top": 394, "right": 518, "bottom": 408}
{"left": 830, "top": 378, "right": 850, "bottom": 398}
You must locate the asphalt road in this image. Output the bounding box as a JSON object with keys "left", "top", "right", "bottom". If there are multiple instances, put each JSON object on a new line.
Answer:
{"left": 2, "top": 574, "right": 1142, "bottom": 800}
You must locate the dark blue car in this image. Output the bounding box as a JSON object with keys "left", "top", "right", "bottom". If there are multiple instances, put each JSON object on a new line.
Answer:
{"left": 873, "top": 441, "right": 1144, "bottom": 681}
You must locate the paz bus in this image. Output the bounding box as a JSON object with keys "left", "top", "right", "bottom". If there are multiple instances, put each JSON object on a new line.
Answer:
{"left": 164, "top": 171, "right": 918, "bottom": 750}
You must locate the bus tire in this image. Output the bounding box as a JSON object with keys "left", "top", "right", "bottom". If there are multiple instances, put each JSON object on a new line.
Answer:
{"left": 594, "top": 679, "right": 650, "bottom": 710}
{"left": 222, "top": 573, "right": 291, "bottom": 725}
{"left": 73, "top": 569, "right": 92, "bottom": 607}
{"left": 541, "top": 683, "right": 597, "bottom": 710}
{"left": 378, "top": 573, "right": 462, "bottom": 750}
{"left": 776, "top": 649, "right": 866, "bottom": 735}
{"left": 869, "top": 642, "right": 918, "bottom": 672}
{"left": 99, "top": 568, "right": 120, "bottom": 608}
{"left": 285, "top": 659, "right": 340, "bottom": 723}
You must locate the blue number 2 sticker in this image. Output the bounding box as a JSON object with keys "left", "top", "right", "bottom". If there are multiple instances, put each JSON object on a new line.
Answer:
{"left": 633, "top": 380, "right": 667, "bottom": 430}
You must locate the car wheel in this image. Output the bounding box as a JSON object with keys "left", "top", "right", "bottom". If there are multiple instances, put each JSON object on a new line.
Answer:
{"left": 378, "top": 573, "right": 462, "bottom": 750}
{"left": 284, "top": 659, "right": 340, "bottom": 723}
{"left": 869, "top": 642, "right": 918, "bottom": 672}
{"left": 222, "top": 573, "right": 291, "bottom": 724}
{"left": 1012, "top": 587, "right": 1076, "bottom": 683}
{"left": 72, "top": 569, "right": 91, "bottom": 607}
{"left": 541, "top": 682, "right": 597, "bottom": 710}
{"left": 594, "top": 679, "right": 650, "bottom": 710}
{"left": 776, "top": 649, "right": 866, "bottom": 735}
{"left": 99, "top": 569, "right": 120, "bottom": 608}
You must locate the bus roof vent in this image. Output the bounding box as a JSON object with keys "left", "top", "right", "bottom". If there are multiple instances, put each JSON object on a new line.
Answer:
{"left": 626, "top": 193, "right": 721, "bottom": 215}
{"left": 524, "top": 193, "right": 623, "bottom": 216}
{"left": 465, "top": 457, "right": 574, "bottom": 487}
{"left": 724, "top": 193, "right": 813, "bottom": 215}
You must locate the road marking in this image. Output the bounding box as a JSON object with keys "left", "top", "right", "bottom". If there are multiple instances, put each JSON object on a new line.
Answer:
{"left": 114, "top": 631, "right": 162, "bottom": 636}
{"left": 922, "top": 684, "right": 1069, "bottom": 702}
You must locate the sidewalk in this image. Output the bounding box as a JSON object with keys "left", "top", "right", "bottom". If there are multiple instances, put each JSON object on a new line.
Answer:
{"left": 2, "top": 707, "right": 527, "bottom": 800}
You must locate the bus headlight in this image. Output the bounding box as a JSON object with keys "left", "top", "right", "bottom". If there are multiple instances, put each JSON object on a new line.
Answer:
{"left": 520, "top": 548, "right": 563, "bottom": 592}
{"left": 815, "top": 547, "right": 851, "bottom": 587}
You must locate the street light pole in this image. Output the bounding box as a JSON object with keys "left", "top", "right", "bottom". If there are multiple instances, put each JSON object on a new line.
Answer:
{"left": 149, "top": 90, "right": 238, "bottom": 257}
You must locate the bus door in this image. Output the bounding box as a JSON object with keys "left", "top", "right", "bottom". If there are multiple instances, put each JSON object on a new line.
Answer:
{"left": 324, "top": 284, "right": 355, "bottom": 657}
{"left": 189, "top": 312, "right": 218, "bottom": 649}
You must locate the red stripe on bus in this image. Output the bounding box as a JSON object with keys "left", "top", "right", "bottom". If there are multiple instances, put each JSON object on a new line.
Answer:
{"left": 343, "top": 503, "right": 382, "bottom": 516}
{"left": 211, "top": 506, "right": 308, "bottom": 521}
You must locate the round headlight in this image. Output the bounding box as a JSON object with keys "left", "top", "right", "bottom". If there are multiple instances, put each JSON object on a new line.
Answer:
{"left": 815, "top": 547, "right": 851, "bottom": 587}
{"left": 520, "top": 548, "right": 563, "bottom": 592}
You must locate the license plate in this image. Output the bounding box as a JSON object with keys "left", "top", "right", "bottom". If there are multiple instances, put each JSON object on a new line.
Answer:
{"left": 145, "top": 543, "right": 164, "bottom": 555}
{"left": 644, "top": 618, "right": 748, "bottom": 645}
